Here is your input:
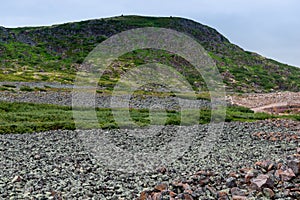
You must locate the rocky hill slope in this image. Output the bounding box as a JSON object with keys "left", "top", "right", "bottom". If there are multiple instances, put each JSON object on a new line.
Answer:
{"left": 0, "top": 15, "right": 299, "bottom": 92}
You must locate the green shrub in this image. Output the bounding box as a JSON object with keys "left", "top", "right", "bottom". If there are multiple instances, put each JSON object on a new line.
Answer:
{"left": 20, "top": 86, "right": 34, "bottom": 92}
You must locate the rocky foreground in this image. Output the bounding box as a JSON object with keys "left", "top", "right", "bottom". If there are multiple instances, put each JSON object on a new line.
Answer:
{"left": 0, "top": 119, "right": 299, "bottom": 199}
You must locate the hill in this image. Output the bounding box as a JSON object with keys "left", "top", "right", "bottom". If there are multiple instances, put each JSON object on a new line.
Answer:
{"left": 0, "top": 15, "right": 299, "bottom": 92}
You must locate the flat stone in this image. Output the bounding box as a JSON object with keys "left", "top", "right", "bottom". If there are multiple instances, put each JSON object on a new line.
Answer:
{"left": 275, "top": 168, "right": 296, "bottom": 182}
{"left": 287, "top": 159, "right": 300, "bottom": 175}
{"left": 232, "top": 195, "right": 247, "bottom": 200}
{"left": 251, "top": 174, "right": 274, "bottom": 189}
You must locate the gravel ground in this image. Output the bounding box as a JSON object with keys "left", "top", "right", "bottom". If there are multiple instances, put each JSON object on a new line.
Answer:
{"left": 0, "top": 120, "right": 299, "bottom": 199}
{"left": 0, "top": 90, "right": 211, "bottom": 110}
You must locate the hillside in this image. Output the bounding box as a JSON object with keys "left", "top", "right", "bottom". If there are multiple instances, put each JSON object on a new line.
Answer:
{"left": 0, "top": 15, "right": 299, "bottom": 92}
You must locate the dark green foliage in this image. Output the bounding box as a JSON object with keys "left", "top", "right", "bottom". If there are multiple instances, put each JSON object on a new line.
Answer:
{"left": 2, "top": 84, "right": 16, "bottom": 88}
{"left": 20, "top": 86, "right": 34, "bottom": 92}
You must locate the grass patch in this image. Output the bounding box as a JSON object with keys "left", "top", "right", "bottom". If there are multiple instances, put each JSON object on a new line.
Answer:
{"left": 0, "top": 101, "right": 299, "bottom": 134}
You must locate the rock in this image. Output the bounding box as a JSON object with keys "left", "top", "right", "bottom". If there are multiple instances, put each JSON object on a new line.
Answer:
{"left": 180, "top": 183, "right": 189, "bottom": 190}
{"left": 217, "top": 191, "right": 229, "bottom": 200}
{"left": 267, "top": 163, "right": 274, "bottom": 171}
{"left": 275, "top": 168, "right": 296, "bottom": 181}
{"left": 228, "top": 172, "right": 240, "bottom": 178}
{"left": 232, "top": 195, "right": 247, "bottom": 200}
{"left": 226, "top": 177, "right": 237, "bottom": 188}
{"left": 156, "top": 167, "right": 167, "bottom": 174}
{"left": 291, "top": 187, "right": 300, "bottom": 192}
{"left": 287, "top": 159, "right": 300, "bottom": 175}
{"left": 230, "top": 187, "right": 246, "bottom": 196}
{"left": 34, "top": 154, "right": 41, "bottom": 160}
{"left": 171, "top": 181, "right": 182, "bottom": 188}
{"left": 154, "top": 183, "right": 168, "bottom": 192}
{"left": 183, "top": 194, "right": 193, "bottom": 200}
{"left": 239, "top": 168, "right": 251, "bottom": 174}
{"left": 255, "top": 160, "right": 272, "bottom": 170}
{"left": 139, "top": 191, "right": 151, "bottom": 200}
{"left": 152, "top": 192, "right": 162, "bottom": 200}
{"left": 199, "top": 178, "right": 210, "bottom": 186}
{"left": 11, "top": 176, "right": 22, "bottom": 183}
{"left": 169, "top": 191, "right": 177, "bottom": 197}
{"left": 206, "top": 185, "right": 217, "bottom": 196}
{"left": 245, "top": 169, "right": 257, "bottom": 183}
{"left": 251, "top": 174, "right": 274, "bottom": 189}
{"left": 263, "top": 188, "right": 275, "bottom": 199}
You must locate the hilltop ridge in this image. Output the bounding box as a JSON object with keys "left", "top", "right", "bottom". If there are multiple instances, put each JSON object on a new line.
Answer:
{"left": 0, "top": 15, "right": 299, "bottom": 92}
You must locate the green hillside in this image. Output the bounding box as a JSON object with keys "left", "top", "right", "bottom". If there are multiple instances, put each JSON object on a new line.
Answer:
{"left": 0, "top": 15, "right": 299, "bottom": 92}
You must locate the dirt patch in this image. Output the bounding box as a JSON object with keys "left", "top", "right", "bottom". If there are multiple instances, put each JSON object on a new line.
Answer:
{"left": 229, "top": 92, "right": 300, "bottom": 114}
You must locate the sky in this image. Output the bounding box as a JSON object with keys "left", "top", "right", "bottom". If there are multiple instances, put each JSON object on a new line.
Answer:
{"left": 1, "top": 0, "right": 299, "bottom": 67}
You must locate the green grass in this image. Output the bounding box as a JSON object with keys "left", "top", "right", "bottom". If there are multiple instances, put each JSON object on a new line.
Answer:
{"left": 1, "top": 101, "right": 299, "bottom": 134}
{"left": 0, "top": 102, "right": 74, "bottom": 134}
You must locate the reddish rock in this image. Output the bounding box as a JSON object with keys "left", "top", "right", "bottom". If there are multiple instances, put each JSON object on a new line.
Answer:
{"left": 239, "top": 168, "right": 251, "bottom": 174}
{"left": 139, "top": 191, "right": 151, "bottom": 200}
{"left": 195, "top": 170, "right": 208, "bottom": 176}
{"left": 232, "top": 195, "right": 247, "bottom": 200}
{"left": 255, "top": 160, "right": 271, "bottom": 169}
{"left": 154, "top": 183, "right": 168, "bottom": 192}
{"left": 195, "top": 170, "right": 215, "bottom": 176}
{"left": 218, "top": 191, "right": 229, "bottom": 200}
{"left": 229, "top": 172, "right": 240, "bottom": 178}
{"left": 169, "top": 191, "right": 177, "bottom": 197}
{"left": 156, "top": 166, "right": 167, "bottom": 174}
{"left": 251, "top": 174, "right": 274, "bottom": 189}
{"left": 275, "top": 168, "right": 296, "bottom": 181}
{"left": 291, "top": 187, "right": 300, "bottom": 191}
{"left": 245, "top": 169, "right": 256, "bottom": 183}
{"left": 268, "top": 163, "right": 274, "bottom": 171}
{"left": 277, "top": 162, "right": 283, "bottom": 170}
{"left": 50, "top": 191, "right": 62, "bottom": 199}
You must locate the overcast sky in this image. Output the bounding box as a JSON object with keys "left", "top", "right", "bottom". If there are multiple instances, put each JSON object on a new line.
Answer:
{"left": 1, "top": 0, "right": 299, "bottom": 67}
